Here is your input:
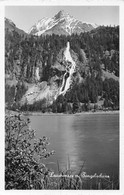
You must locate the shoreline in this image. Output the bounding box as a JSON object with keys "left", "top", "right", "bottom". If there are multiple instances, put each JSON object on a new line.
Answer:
{"left": 6, "top": 109, "right": 119, "bottom": 116}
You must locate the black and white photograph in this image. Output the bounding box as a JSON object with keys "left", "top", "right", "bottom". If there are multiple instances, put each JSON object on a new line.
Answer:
{"left": 0, "top": 0, "right": 124, "bottom": 193}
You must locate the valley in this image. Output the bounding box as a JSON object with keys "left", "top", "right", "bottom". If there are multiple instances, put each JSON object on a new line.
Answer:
{"left": 5, "top": 10, "right": 119, "bottom": 113}
{"left": 4, "top": 7, "right": 120, "bottom": 190}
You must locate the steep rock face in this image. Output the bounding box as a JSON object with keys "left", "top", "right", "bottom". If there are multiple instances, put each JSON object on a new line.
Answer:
{"left": 5, "top": 17, "right": 27, "bottom": 36}
{"left": 21, "top": 42, "right": 85, "bottom": 105}
{"left": 28, "top": 10, "right": 98, "bottom": 36}
{"left": 5, "top": 54, "right": 43, "bottom": 85}
{"left": 21, "top": 82, "right": 57, "bottom": 105}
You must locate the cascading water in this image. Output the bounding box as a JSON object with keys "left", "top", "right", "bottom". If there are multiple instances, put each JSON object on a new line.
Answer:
{"left": 22, "top": 42, "right": 77, "bottom": 104}
{"left": 36, "top": 67, "right": 40, "bottom": 81}
{"left": 59, "top": 41, "right": 76, "bottom": 95}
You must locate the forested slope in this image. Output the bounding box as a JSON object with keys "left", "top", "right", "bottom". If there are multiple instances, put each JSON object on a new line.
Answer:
{"left": 5, "top": 25, "right": 119, "bottom": 112}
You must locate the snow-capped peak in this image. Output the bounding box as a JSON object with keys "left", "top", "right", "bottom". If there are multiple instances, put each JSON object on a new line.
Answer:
{"left": 54, "top": 10, "right": 70, "bottom": 19}
{"left": 28, "top": 10, "right": 98, "bottom": 36}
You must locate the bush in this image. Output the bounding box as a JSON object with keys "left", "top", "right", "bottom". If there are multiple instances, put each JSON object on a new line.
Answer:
{"left": 5, "top": 114, "right": 54, "bottom": 189}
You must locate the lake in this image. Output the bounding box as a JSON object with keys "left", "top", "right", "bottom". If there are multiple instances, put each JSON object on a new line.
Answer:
{"left": 29, "top": 112, "right": 119, "bottom": 179}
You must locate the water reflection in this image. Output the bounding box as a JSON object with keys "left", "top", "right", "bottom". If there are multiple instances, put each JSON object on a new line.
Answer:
{"left": 29, "top": 113, "right": 119, "bottom": 177}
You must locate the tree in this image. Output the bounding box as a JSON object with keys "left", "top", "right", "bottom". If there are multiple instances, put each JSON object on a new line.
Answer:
{"left": 52, "top": 101, "right": 57, "bottom": 113}
{"left": 72, "top": 93, "right": 79, "bottom": 113}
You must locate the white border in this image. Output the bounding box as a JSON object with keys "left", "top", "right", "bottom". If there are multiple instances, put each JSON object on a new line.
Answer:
{"left": 0, "top": 0, "right": 124, "bottom": 195}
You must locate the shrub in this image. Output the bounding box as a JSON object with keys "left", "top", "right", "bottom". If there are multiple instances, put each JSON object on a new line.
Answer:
{"left": 5, "top": 114, "right": 54, "bottom": 189}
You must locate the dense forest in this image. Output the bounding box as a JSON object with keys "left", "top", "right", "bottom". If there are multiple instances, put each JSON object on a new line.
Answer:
{"left": 5, "top": 26, "right": 119, "bottom": 112}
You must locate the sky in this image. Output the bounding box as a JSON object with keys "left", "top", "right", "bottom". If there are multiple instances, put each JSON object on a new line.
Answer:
{"left": 5, "top": 6, "right": 119, "bottom": 32}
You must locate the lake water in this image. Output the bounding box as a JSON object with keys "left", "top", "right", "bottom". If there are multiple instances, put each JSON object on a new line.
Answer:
{"left": 29, "top": 112, "right": 119, "bottom": 179}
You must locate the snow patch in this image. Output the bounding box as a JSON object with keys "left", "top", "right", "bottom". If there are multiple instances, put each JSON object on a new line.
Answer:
{"left": 28, "top": 10, "right": 98, "bottom": 36}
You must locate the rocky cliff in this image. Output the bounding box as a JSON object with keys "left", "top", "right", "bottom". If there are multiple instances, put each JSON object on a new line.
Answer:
{"left": 21, "top": 42, "right": 85, "bottom": 105}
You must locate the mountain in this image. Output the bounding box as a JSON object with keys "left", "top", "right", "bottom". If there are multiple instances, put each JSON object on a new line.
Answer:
{"left": 5, "top": 17, "right": 27, "bottom": 36}
{"left": 28, "top": 10, "right": 98, "bottom": 36}
{"left": 5, "top": 20, "right": 119, "bottom": 112}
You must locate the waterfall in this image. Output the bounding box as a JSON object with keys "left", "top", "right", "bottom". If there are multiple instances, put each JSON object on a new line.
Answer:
{"left": 59, "top": 42, "right": 76, "bottom": 95}
{"left": 36, "top": 67, "right": 40, "bottom": 81}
